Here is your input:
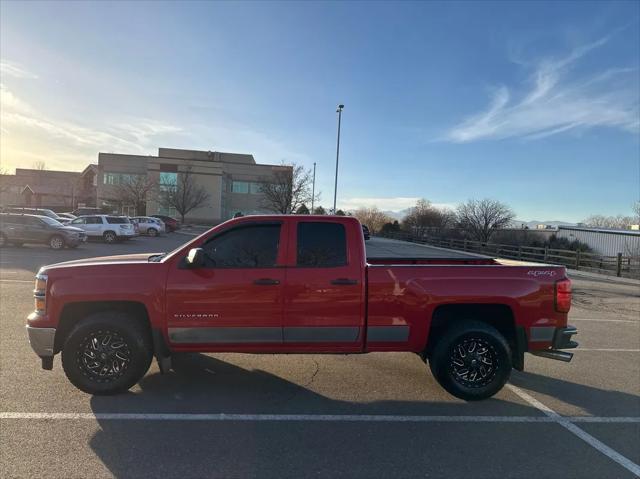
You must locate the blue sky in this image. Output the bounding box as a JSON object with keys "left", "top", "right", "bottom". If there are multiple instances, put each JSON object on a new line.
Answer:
{"left": 1, "top": 1, "right": 638, "bottom": 221}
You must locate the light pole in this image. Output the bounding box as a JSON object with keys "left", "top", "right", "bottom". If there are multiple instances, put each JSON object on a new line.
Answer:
{"left": 311, "top": 162, "right": 316, "bottom": 213}
{"left": 332, "top": 104, "right": 344, "bottom": 214}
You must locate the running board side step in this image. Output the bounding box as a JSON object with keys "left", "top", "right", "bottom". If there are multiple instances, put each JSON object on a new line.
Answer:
{"left": 530, "top": 350, "right": 574, "bottom": 362}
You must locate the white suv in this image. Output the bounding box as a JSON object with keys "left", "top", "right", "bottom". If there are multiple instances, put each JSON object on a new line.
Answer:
{"left": 69, "top": 215, "right": 136, "bottom": 243}
{"left": 132, "top": 216, "right": 165, "bottom": 236}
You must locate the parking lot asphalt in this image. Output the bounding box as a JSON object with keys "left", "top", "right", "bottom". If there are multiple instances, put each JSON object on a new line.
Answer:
{"left": 1, "top": 235, "right": 638, "bottom": 478}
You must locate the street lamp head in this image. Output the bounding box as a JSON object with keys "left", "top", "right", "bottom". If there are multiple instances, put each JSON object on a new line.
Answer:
{"left": 337, "top": 104, "right": 344, "bottom": 112}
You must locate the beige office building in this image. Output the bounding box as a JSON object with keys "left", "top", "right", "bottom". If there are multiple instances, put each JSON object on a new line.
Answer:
{"left": 97, "top": 147, "right": 290, "bottom": 223}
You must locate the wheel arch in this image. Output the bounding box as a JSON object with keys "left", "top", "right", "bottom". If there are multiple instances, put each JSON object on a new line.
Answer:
{"left": 54, "top": 301, "right": 151, "bottom": 353}
{"left": 425, "top": 303, "right": 517, "bottom": 361}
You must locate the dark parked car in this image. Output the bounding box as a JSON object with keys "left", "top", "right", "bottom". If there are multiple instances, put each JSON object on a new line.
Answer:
{"left": 4, "top": 207, "right": 63, "bottom": 221}
{"left": 151, "top": 214, "right": 180, "bottom": 232}
{"left": 362, "top": 224, "right": 370, "bottom": 240}
{"left": 0, "top": 213, "right": 87, "bottom": 249}
{"left": 71, "top": 207, "right": 104, "bottom": 216}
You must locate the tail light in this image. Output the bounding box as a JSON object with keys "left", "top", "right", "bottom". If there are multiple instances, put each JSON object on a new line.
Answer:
{"left": 555, "top": 278, "right": 572, "bottom": 313}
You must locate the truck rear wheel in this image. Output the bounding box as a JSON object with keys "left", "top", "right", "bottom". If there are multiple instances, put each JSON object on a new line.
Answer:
{"left": 61, "top": 312, "right": 152, "bottom": 395}
{"left": 429, "top": 320, "right": 512, "bottom": 401}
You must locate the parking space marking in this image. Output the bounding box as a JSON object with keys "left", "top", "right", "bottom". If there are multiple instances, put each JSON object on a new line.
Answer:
{"left": 575, "top": 349, "right": 640, "bottom": 352}
{"left": 572, "top": 318, "right": 639, "bottom": 324}
{"left": 506, "top": 384, "right": 640, "bottom": 477}
{"left": 1, "top": 412, "right": 638, "bottom": 423}
{"left": 0, "top": 279, "right": 33, "bottom": 283}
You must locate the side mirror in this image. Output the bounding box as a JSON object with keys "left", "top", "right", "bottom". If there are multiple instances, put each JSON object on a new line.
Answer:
{"left": 185, "top": 248, "right": 205, "bottom": 268}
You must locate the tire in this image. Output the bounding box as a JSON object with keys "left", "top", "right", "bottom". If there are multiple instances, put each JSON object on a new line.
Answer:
{"left": 147, "top": 228, "right": 158, "bottom": 237}
{"left": 0, "top": 233, "right": 6, "bottom": 248}
{"left": 49, "top": 235, "right": 65, "bottom": 250}
{"left": 61, "top": 312, "right": 153, "bottom": 395}
{"left": 429, "top": 320, "right": 512, "bottom": 401}
{"left": 103, "top": 231, "right": 117, "bottom": 243}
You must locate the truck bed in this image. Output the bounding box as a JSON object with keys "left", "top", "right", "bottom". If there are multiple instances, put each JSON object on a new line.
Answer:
{"left": 366, "top": 237, "right": 495, "bottom": 265}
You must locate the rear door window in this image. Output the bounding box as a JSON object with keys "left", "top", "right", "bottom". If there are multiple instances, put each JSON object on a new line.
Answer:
{"left": 297, "top": 222, "right": 347, "bottom": 267}
{"left": 106, "top": 217, "right": 129, "bottom": 224}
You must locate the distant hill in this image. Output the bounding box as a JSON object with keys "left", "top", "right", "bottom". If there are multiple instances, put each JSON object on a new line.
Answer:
{"left": 513, "top": 220, "right": 577, "bottom": 229}
{"left": 382, "top": 208, "right": 411, "bottom": 221}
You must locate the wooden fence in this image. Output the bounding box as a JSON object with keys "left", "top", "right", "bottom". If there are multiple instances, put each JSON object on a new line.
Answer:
{"left": 379, "top": 232, "right": 640, "bottom": 279}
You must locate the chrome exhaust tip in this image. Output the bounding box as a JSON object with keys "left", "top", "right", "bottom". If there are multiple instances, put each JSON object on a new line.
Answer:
{"left": 530, "top": 350, "right": 574, "bottom": 362}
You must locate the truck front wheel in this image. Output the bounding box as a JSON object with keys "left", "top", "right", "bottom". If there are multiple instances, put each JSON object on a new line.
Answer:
{"left": 61, "top": 312, "right": 152, "bottom": 395}
{"left": 429, "top": 320, "right": 512, "bottom": 401}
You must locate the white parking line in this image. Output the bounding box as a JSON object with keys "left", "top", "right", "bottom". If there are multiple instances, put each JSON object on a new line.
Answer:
{"left": 0, "top": 412, "right": 638, "bottom": 423}
{"left": 506, "top": 384, "right": 640, "bottom": 477}
{"left": 0, "top": 279, "right": 33, "bottom": 283}
{"left": 571, "top": 318, "right": 639, "bottom": 324}
{"left": 575, "top": 349, "right": 640, "bottom": 352}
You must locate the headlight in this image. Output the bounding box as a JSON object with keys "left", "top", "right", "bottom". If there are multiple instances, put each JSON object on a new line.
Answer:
{"left": 34, "top": 273, "right": 47, "bottom": 314}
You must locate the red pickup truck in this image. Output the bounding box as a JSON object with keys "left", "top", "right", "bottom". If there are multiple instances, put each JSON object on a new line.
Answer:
{"left": 26, "top": 215, "right": 577, "bottom": 400}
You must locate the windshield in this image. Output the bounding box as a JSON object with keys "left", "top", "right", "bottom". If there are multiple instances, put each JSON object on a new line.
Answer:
{"left": 39, "top": 216, "right": 63, "bottom": 226}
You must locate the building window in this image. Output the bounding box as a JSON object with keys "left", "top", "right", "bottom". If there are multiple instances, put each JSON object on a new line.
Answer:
{"left": 232, "top": 181, "right": 249, "bottom": 193}
{"left": 103, "top": 173, "right": 144, "bottom": 185}
{"left": 249, "top": 182, "right": 263, "bottom": 194}
{"left": 231, "top": 181, "right": 262, "bottom": 194}
{"left": 160, "top": 172, "right": 178, "bottom": 190}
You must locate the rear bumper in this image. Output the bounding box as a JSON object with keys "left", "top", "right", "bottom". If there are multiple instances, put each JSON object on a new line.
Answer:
{"left": 530, "top": 325, "right": 578, "bottom": 362}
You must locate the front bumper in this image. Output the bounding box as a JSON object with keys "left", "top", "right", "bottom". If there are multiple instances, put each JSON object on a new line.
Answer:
{"left": 26, "top": 326, "right": 56, "bottom": 357}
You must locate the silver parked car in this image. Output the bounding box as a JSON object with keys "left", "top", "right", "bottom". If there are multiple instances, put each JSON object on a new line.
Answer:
{"left": 69, "top": 215, "right": 136, "bottom": 243}
{"left": 132, "top": 216, "right": 165, "bottom": 236}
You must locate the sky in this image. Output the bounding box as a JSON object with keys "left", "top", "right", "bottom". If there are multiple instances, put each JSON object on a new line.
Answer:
{"left": 0, "top": 1, "right": 639, "bottom": 222}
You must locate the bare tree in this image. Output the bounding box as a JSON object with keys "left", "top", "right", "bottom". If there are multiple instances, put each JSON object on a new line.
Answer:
{"left": 160, "top": 168, "right": 210, "bottom": 223}
{"left": 111, "top": 175, "right": 157, "bottom": 215}
{"left": 633, "top": 201, "right": 640, "bottom": 219}
{"left": 582, "top": 214, "right": 635, "bottom": 229}
{"left": 0, "top": 167, "right": 10, "bottom": 195}
{"left": 456, "top": 198, "right": 515, "bottom": 243}
{"left": 32, "top": 161, "right": 47, "bottom": 171}
{"left": 260, "top": 162, "right": 317, "bottom": 214}
{"left": 402, "top": 199, "right": 456, "bottom": 237}
{"left": 296, "top": 204, "right": 310, "bottom": 214}
{"left": 352, "top": 207, "right": 394, "bottom": 234}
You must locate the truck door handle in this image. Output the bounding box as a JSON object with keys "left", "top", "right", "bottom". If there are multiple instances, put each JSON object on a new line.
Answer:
{"left": 253, "top": 278, "right": 280, "bottom": 285}
{"left": 331, "top": 278, "right": 358, "bottom": 285}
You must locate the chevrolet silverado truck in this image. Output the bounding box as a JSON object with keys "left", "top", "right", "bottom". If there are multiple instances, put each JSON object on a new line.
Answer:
{"left": 26, "top": 215, "right": 578, "bottom": 400}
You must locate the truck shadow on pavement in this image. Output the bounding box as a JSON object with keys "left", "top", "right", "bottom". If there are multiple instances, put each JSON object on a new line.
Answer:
{"left": 87, "top": 353, "right": 640, "bottom": 478}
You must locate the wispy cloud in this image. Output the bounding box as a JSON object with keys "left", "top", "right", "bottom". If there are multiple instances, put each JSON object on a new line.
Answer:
{"left": 0, "top": 60, "right": 38, "bottom": 79}
{"left": 0, "top": 82, "right": 309, "bottom": 173}
{"left": 1, "top": 83, "right": 182, "bottom": 158}
{"left": 444, "top": 35, "right": 639, "bottom": 142}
